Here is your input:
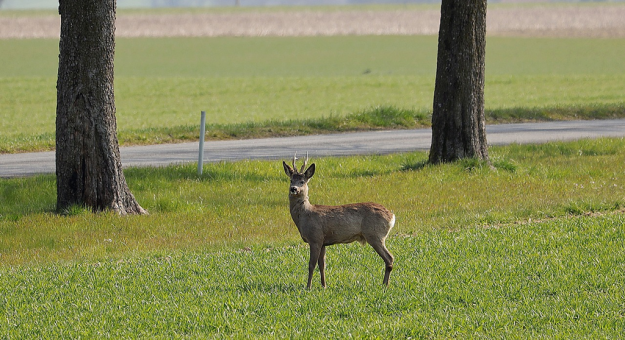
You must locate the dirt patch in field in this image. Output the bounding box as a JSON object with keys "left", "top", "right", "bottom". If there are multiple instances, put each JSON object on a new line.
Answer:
{"left": 2, "top": 5, "right": 625, "bottom": 39}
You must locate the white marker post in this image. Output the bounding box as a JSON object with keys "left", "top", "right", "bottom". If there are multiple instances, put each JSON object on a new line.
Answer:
{"left": 198, "top": 111, "right": 206, "bottom": 176}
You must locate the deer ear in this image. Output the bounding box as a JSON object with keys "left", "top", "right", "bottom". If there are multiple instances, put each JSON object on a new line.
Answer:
{"left": 283, "top": 161, "right": 294, "bottom": 177}
{"left": 304, "top": 163, "right": 315, "bottom": 180}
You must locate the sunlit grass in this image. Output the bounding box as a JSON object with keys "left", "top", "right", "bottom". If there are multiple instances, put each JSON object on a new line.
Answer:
{"left": 1, "top": 35, "right": 624, "bottom": 153}
{"left": 1, "top": 138, "right": 625, "bottom": 266}
{"left": 2, "top": 139, "right": 625, "bottom": 337}
{"left": 1, "top": 73, "right": 624, "bottom": 153}
{"left": 2, "top": 6, "right": 624, "bottom": 337}
{"left": 0, "top": 214, "right": 623, "bottom": 338}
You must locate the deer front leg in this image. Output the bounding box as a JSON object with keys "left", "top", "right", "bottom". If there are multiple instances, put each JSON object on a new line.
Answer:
{"left": 307, "top": 244, "right": 322, "bottom": 289}
{"left": 318, "top": 246, "right": 327, "bottom": 288}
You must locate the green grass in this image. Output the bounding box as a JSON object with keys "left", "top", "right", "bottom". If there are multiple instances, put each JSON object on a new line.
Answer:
{"left": 1, "top": 216, "right": 623, "bottom": 338}
{"left": 1, "top": 36, "right": 624, "bottom": 153}
{"left": 3, "top": 6, "right": 625, "bottom": 337}
{"left": 2, "top": 138, "right": 625, "bottom": 265}
{"left": 1, "top": 139, "right": 625, "bottom": 337}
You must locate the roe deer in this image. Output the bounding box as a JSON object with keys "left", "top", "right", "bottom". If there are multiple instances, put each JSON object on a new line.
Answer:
{"left": 283, "top": 153, "right": 395, "bottom": 289}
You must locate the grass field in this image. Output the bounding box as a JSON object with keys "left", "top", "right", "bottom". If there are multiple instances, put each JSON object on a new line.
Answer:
{"left": 1, "top": 216, "right": 623, "bottom": 338}
{"left": 1, "top": 35, "right": 624, "bottom": 152}
{"left": 1, "top": 138, "right": 625, "bottom": 337}
{"left": 2, "top": 8, "right": 625, "bottom": 336}
{"left": 3, "top": 137, "right": 625, "bottom": 264}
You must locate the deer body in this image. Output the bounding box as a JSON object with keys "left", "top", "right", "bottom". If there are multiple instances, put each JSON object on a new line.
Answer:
{"left": 283, "top": 155, "right": 395, "bottom": 289}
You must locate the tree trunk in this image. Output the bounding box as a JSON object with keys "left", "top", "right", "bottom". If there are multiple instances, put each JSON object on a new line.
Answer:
{"left": 428, "top": 0, "right": 489, "bottom": 164}
{"left": 56, "top": 0, "right": 146, "bottom": 215}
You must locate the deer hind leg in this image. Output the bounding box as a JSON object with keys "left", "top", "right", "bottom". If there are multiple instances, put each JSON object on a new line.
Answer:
{"left": 318, "top": 246, "right": 327, "bottom": 288}
{"left": 307, "top": 244, "right": 323, "bottom": 289}
{"left": 367, "top": 238, "right": 394, "bottom": 286}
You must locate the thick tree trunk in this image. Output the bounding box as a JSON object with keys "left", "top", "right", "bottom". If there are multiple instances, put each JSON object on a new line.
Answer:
{"left": 56, "top": 0, "right": 146, "bottom": 215}
{"left": 428, "top": 0, "right": 489, "bottom": 164}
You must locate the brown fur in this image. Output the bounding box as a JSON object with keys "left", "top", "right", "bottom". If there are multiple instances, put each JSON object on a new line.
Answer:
{"left": 283, "top": 158, "right": 395, "bottom": 289}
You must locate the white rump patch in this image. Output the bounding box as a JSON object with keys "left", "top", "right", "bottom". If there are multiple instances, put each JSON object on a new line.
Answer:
{"left": 389, "top": 214, "right": 396, "bottom": 230}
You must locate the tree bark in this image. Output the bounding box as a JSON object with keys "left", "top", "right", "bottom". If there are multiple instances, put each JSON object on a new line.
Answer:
{"left": 428, "top": 0, "right": 489, "bottom": 164}
{"left": 56, "top": 0, "right": 146, "bottom": 215}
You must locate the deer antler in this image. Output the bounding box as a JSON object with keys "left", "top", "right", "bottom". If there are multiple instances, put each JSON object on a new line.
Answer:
{"left": 300, "top": 151, "right": 309, "bottom": 173}
{"left": 292, "top": 152, "right": 298, "bottom": 172}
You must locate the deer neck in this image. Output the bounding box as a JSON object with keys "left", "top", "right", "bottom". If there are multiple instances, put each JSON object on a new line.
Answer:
{"left": 289, "top": 193, "right": 311, "bottom": 209}
{"left": 289, "top": 193, "right": 313, "bottom": 222}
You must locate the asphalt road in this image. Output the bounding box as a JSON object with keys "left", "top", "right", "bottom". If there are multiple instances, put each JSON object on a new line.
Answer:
{"left": 2, "top": 119, "right": 625, "bottom": 178}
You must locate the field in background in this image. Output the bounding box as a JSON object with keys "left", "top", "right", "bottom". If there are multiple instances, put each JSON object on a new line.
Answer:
{"left": 1, "top": 35, "right": 624, "bottom": 152}
{"left": 3, "top": 3, "right": 625, "bottom": 39}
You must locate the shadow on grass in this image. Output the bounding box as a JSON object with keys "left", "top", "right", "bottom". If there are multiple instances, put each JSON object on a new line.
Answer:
{"left": 0, "top": 174, "right": 56, "bottom": 218}
{"left": 486, "top": 103, "right": 625, "bottom": 123}
{"left": 3, "top": 103, "right": 625, "bottom": 154}
{"left": 119, "top": 103, "right": 625, "bottom": 147}
{"left": 124, "top": 162, "right": 278, "bottom": 183}
{"left": 401, "top": 160, "right": 429, "bottom": 172}
{"left": 400, "top": 157, "right": 518, "bottom": 173}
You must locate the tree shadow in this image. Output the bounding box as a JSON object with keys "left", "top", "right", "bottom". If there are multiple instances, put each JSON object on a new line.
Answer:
{"left": 400, "top": 160, "right": 429, "bottom": 172}
{"left": 0, "top": 174, "right": 57, "bottom": 218}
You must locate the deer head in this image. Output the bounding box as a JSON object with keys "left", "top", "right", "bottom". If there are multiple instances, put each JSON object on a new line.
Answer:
{"left": 283, "top": 152, "right": 315, "bottom": 198}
